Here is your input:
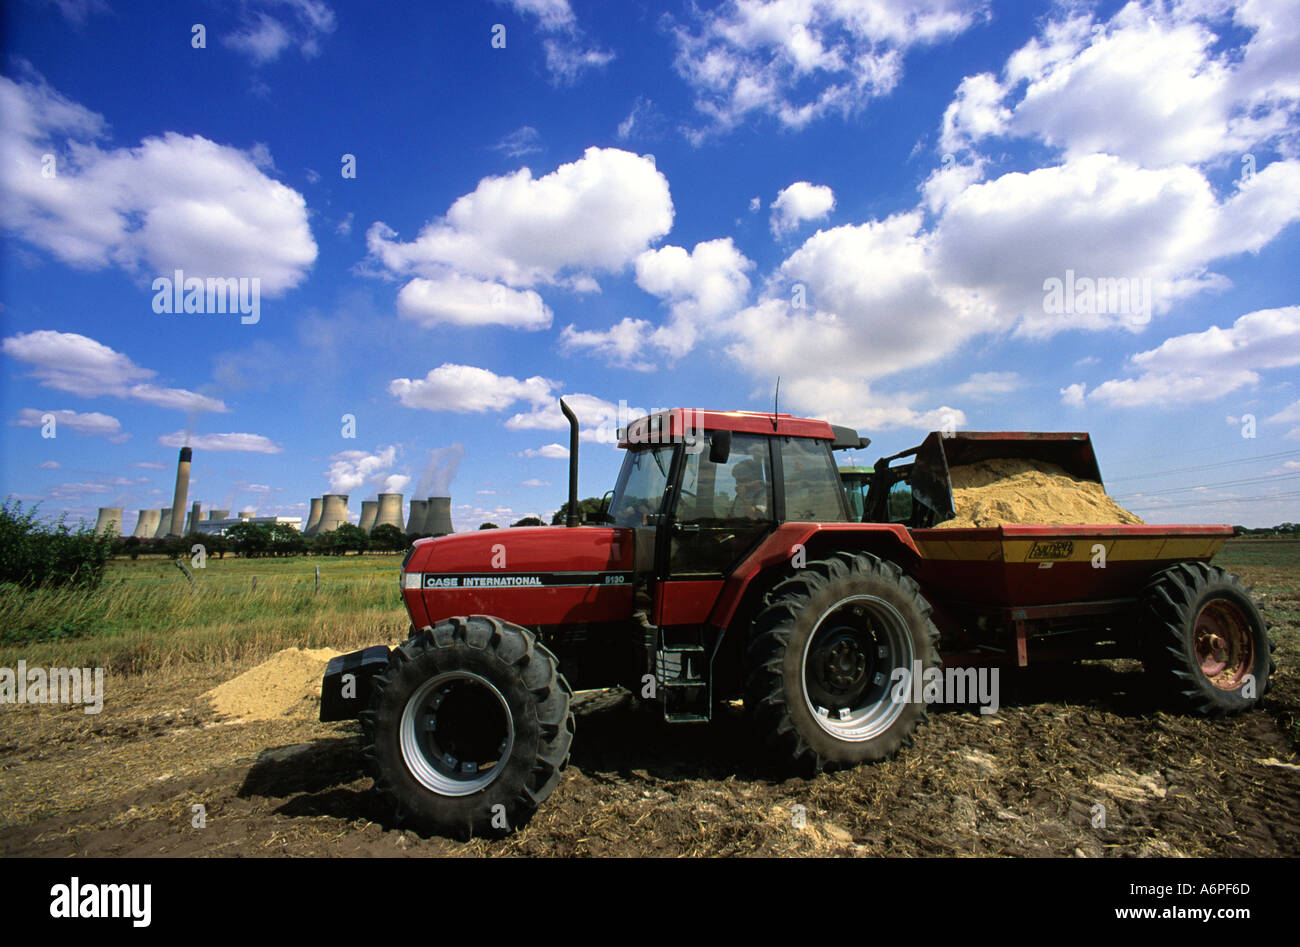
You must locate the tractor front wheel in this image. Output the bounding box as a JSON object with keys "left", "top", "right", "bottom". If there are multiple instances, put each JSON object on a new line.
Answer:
{"left": 745, "top": 552, "right": 941, "bottom": 772}
{"left": 361, "top": 616, "right": 574, "bottom": 838}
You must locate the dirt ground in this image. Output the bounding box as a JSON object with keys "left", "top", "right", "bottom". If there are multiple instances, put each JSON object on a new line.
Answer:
{"left": 2, "top": 562, "right": 1297, "bottom": 858}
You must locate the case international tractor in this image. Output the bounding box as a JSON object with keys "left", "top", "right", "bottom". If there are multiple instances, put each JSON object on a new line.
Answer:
{"left": 320, "top": 401, "right": 1274, "bottom": 838}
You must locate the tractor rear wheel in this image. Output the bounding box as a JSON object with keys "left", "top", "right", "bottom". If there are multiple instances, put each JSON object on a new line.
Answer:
{"left": 1141, "top": 562, "right": 1274, "bottom": 715}
{"left": 361, "top": 616, "right": 574, "bottom": 839}
{"left": 745, "top": 552, "right": 941, "bottom": 771}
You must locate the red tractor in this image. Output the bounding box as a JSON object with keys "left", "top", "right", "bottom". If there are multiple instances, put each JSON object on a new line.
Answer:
{"left": 321, "top": 402, "right": 1274, "bottom": 838}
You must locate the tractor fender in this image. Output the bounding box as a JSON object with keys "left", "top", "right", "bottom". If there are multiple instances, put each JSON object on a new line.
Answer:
{"left": 708, "top": 523, "right": 922, "bottom": 630}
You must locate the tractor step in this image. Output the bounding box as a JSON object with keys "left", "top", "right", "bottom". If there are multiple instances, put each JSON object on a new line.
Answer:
{"left": 656, "top": 641, "right": 711, "bottom": 723}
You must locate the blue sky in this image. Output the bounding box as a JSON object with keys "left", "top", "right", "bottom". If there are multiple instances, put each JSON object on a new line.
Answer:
{"left": 2, "top": 0, "right": 1298, "bottom": 531}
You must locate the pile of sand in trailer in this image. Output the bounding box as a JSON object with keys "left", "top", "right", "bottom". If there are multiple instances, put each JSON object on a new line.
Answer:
{"left": 203, "top": 647, "right": 342, "bottom": 721}
{"left": 932, "top": 458, "right": 1144, "bottom": 529}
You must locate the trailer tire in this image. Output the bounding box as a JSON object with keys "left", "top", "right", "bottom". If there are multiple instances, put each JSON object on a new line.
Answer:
{"left": 745, "top": 552, "right": 941, "bottom": 772}
{"left": 360, "top": 615, "right": 574, "bottom": 839}
{"left": 1141, "top": 562, "right": 1274, "bottom": 716}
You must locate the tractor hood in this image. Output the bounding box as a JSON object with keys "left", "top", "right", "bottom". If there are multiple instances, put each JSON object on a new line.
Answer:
{"left": 401, "top": 526, "right": 637, "bottom": 629}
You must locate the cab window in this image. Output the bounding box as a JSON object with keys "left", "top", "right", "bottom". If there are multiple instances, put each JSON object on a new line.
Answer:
{"left": 779, "top": 437, "right": 848, "bottom": 521}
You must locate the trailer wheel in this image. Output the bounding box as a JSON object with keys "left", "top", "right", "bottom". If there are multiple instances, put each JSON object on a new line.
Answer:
{"left": 360, "top": 616, "right": 574, "bottom": 839}
{"left": 745, "top": 552, "right": 941, "bottom": 772}
{"left": 1141, "top": 563, "right": 1275, "bottom": 715}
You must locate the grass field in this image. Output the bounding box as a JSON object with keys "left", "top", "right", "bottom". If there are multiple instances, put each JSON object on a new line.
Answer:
{"left": 0, "top": 553, "right": 410, "bottom": 674}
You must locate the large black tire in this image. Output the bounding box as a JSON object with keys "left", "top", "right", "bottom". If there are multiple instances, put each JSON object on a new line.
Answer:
{"left": 1141, "top": 562, "right": 1275, "bottom": 716}
{"left": 360, "top": 616, "right": 574, "bottom": 839}
{"left": 745, "top": 552, "right": 941, "bottom": 772}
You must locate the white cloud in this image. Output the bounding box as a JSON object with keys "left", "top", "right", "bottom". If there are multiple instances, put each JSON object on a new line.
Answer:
{"left": 36, "top": 460, "right": 61, "bottom": 469}
{"left": 1087, "top": 306, "right": 1300, "bottom": 407}
{"left": 779, "top": 376, "right": 966, "bottom": 433}
{"left": 503, "top": 0, "right": 614, "bottom": 84}
{"left": 389, "top": 363, "right": 556, "bottom": 414}
{"left": 519, "top": 443, "right": 570, "bottom": 459}
{"left": 0, "top": 72, "right": 317, "bottom": 293}
{"left": 366, "top": 147, "right": 672, "bottom": 289}
{"left": 931, "top": 154, "right": 1300, "bottom": 337}
{"left": 616, "top": 97, "right": 663, "bottom": 140}
{"left": 158, "top": 430, "right": 283, "bottom": 453}
{"left": 953, "top": 371, "right": 1022, "bottom": 398}
{"left": 1269, "top": 399, "right": 1300, "bottom": 439}
{"left": 771, "top": 182, "right": 836, "bottom": 236}
{"left": 562, "top": 238, "right": 754, "bottom": 366}
{"left": 940, "top": 2, "right": 1300, "bottom": 167}
{"left": 672, "top": 0, "right": 985, "bottom": 137}
{"left": 12, "top": 407, "right": 124, "bottom": 439}
{"left": 1060, "top": 382, "right": 1087, "bottom": 408}
{"left": 2, "top": 330, "right": 228, "bottom": 412}
{"left": 521, "top": 478, "right": 551, "bottom": 487}
{"left": 326, "top": 445, "right": 402, "bottom": 494}
{"left": 504, "top": 392, "right": 644, "bottom": 444}
{"left": 493, "top": 125, "right": 543, "bottom": 158}
{"left": 397, "top": 273, "right": 552, "bottom": 330}
{"left": 224, "top": 0, "right": 337, "bottom": 63}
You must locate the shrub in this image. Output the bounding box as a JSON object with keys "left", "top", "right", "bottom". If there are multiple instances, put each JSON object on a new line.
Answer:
{"left": 0, "top": 499, "right": 114, "bottom": 590}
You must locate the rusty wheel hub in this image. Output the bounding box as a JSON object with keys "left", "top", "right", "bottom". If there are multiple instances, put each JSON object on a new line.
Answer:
{"left": 1193, "top": 600, "right": 1254, "bottom": 691}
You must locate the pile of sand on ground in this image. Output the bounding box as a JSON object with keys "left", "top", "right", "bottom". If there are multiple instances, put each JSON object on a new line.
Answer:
{"left": 203, "top": 647, "right": 342, "bottom": 721}
{"left": 932, "top": 458, "right": 1144, "bottom": 529}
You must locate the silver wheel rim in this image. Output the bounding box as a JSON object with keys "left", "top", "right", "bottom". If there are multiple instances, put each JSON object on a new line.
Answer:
{"left": 399, "top": 671, "right": 515, "bottom": 796}
{"left": 800, "top": 594, "right": 914, "bottom": 742}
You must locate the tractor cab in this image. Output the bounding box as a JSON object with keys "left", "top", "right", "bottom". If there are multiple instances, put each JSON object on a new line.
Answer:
{"left": 609, "top": 409, "right": 869, "bottom": 721}
{"left": 612, "top": 408, "right": 868, "bottom": 585}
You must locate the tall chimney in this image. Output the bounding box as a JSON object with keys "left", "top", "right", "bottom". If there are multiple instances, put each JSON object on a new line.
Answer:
{"left": 133, "top": 509, "right": 160, "bottom": 538}
{"left": 168, "top": 446, "right": 191, "bottom": 537}
{"left": 359, "top": 500, "right": 379, "bottom": 535}
{"left": 304, "top": 497, "right": 323, "bottom": 537}
{"left": 154, "top": 508, "right": 172, "bottom": 538}
{"left": 406, "top": 499, "right": 427, "bottom": 535}
{"left": 317, "top": 494, "right": 350, "bottom": 534}
{"left": 426, "top": 497, "right": 454, "bottom": 536}
{"left": 94, "top": 507, "right": 122, "bottom": 537}
{"left": 374, "top": 493, "right": 404, "bottom": 532}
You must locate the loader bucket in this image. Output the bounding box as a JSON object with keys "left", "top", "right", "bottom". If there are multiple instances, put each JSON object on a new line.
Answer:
{"left": 911, "top": 431, "right": 1103, "bottom": 523}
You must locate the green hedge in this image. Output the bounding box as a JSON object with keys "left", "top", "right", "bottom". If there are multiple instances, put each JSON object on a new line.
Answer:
{"left": 0, "top": 499, "right": 114, "bottom": 590}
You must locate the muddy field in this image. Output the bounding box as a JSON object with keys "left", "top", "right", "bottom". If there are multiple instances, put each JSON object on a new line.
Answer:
{"left": 2, "top": 558, "right": 1298, "bottom": 858}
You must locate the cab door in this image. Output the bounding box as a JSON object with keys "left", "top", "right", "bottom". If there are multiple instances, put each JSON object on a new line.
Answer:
{"left": 653, "top": 431, "right": 775, "bottom": 626}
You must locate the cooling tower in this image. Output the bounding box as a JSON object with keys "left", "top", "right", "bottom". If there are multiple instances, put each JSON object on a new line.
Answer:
{"left": 168, "top": 446, "right": 191, "bottom": 537}
{"left": 304, "top": 497, "right": 323, "bottom": 537}
{"left": 133, "top": 509, "right": 160, "bottom": 538}
{"left": 238, "top": 510, "right": 254, "bottom": 520}
{"left": 208, "top": 509, "right": 230, "bottom": 521}
{"left": 317, "top": 494, "right": 349, "bottom": 534}
{"left": 184, "top": 500, "right": 201, "bottom": 534}
{"left": 374, "top": 493, "right": 404, "bottom": 532}
{"left": 359, "top": 500, "right": 379, "bottom": 534}
{"left": 94, "top": 507, "right": 122, "bottom": 537}
{"left": 154, "top": 508, "right": 173, "bottom": 538}
{"left": 406, "top": 499, "right": 427, "bottom": 534}
{"left": 426, "top": 496, "right": 454, "bottom": 536}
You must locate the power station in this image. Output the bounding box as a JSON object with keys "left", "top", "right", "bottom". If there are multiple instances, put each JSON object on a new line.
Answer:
{"left": 91, "top": 447, "right": 461, "bottom": 539}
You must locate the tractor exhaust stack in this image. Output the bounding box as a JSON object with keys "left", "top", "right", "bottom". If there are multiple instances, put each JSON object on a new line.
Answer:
{"left": 560, "top": 398, "right": 579, "bottom": 527}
